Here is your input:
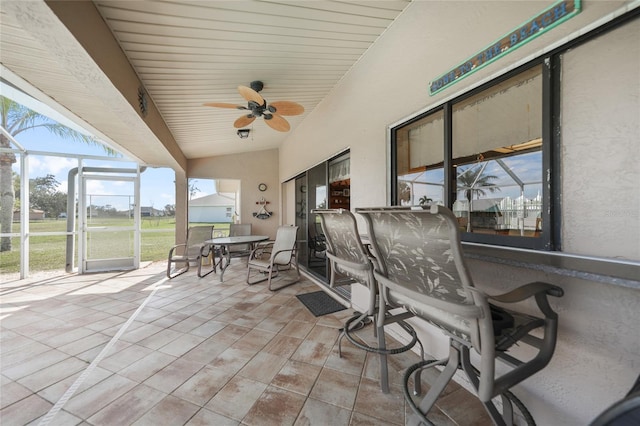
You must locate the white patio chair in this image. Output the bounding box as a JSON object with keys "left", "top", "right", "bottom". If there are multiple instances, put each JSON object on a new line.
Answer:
{"left": 225, "top": 223, "right": 253, "bottom": 261}
{"left": 246, "top": 225, "right": 300, "bottom": 291}
{"left": 166, "top": 225, "right": 215, "bottom": 278}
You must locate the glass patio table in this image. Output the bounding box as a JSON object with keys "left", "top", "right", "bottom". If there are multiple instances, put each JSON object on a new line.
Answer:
{"left": 206, "top": 235, "right": 270, "bottom": 281}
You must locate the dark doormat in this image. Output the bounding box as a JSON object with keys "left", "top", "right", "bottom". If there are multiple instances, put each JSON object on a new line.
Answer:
{"left": 296, "top": 290, "right": 347, "bottom": 317}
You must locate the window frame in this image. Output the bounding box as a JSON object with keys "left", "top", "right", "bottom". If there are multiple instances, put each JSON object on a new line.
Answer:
{"left": 391, "top": 57, "right": 557, "bottom": 250}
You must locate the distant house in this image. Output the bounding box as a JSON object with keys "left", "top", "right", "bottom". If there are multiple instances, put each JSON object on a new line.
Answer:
{"left": 189, "top": 193, "right": 235, "bottom": 223}
{"left": 140, "top": 206, "right": 164, "bottom": 217}
{"left": 13, "top": 210, "right": 45, "bottom": 221}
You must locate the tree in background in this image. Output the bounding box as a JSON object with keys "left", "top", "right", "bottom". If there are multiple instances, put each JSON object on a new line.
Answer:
{"left": 164, "top": 204, "right": 176, "bottom": 216}
{"left": 457, "top": 166, "right": 500, "bottom": 201}
{"left": 29, "top": 174, "right": 66, "bottom": 219}
{"left": 397, "top": 181, "right": 411, "bottom": 205}
{"left": 188, "top": 180, "right": 200, "bottom": 200}
{"left": 456, "top": 165, "right": 501, "bottom": 232}
{"left": 0, "top": 96, "right": 113, "bottom": 251}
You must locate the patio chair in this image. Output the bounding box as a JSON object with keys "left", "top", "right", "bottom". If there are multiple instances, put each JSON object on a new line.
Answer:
{"left": 357, "top": 204, "right": 563, "bottom": 425}
{"left": 225, "top": 223, "right": 253, "bottom": 261}
{"left": 313, "top": 208, "right": 420, "bottom": 394}
{"left": 246, "top": 225, "right": 300, "bottom": 291}
{"left": 166, "top": 225, "right": 216, "bottom": 278}
{"left": 308, "top": 220, "right": 326, "bottom": 263}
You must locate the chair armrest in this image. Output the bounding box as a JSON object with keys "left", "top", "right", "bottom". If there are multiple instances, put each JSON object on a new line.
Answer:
{"left": 199, "top": 243, "right": 213, "bottom": 256}
{"left": 489, "top": 282, "right": 564, "bottom": 304}
{"left": 272, "top": 247, "right": 296, "bottom": 257}
{"left": 249, "top": 241, "right": 274, "bottom": 259}
{"left": 168, "top": 243, "right": 187, "bottom": 257}
{"left": 488, "top": 281, "right": 564, "bottom": 319}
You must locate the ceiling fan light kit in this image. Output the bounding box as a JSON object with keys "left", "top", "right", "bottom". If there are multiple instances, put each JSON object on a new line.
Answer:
{"left": 237, "top": 128, "right": 250, "bottom": 139}
{"left": 204, "top": 81, "right": 303, "bottom": 133}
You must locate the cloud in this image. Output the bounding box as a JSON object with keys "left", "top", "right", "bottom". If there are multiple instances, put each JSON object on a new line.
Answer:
{"left": 30, "top": 156, "right": 78, "bottom": 176}
{"left": 85, "top": 179, "right": 108, "bottom": 194}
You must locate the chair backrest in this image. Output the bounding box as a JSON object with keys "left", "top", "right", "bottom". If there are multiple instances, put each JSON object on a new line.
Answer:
{"left": 356, "top": 205, "right": 482, "bottom": 342}
{"left": 271, "top": 225, "right": 299, "bottom": 265}
{"left": 313, "top": 209, "right": 373, "bottom": 284}
{"left": 186, "top": 225, "right": 214, "bottom": 256}
{"left": 229, "top": 223, "right": 252, "bottom": 237}
{"left": 229, "top": 223, "right": 252, "bottom": 252}
{"left": 308, "top": 220, "right": 326, "bottom": 251}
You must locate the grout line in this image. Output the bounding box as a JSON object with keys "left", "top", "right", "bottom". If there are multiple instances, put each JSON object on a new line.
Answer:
{"left": 37, "top": 276, "right": 168, "bottom": 426}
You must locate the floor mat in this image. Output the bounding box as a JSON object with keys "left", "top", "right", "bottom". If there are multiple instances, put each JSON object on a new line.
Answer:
{"left": 296, "top": 290, "right": 347, "bottom": 317}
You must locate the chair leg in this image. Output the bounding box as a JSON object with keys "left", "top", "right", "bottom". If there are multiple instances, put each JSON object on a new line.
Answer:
{"left": 459, "top": 344, "right": 510, "bottom": 426}
{"left": 378, "top": 323, "right": 390, "bottom": 394}
{"left": 405, "top": 346, "right": 461, "bottom": 426}
{"left": 377, "top": 301, "right": 390, "bottom": 394}
{"left": 337, "top": 311, "right": 371, "bottom": 357}
{"left": 246, "top": 266, "right": 270, "bottom": 285}
{"left": 167, "top": 260, "right": 189, "bottom": 279}
{"left": 268, "top": 262, "right": 301, "bottom": 291}
{"left": 196, "top": 253, "right": 215, "bottom": 278}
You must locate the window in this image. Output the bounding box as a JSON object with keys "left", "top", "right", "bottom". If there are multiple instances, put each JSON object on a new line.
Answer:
{"left": 395, "top": 110, "right": 444, "bottom": 206}
{"left": 392, "top": 63, "right": 552, "bottom": 250}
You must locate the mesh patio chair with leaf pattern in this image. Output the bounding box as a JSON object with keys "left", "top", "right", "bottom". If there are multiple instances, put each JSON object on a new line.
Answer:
{"left": 357, "top": 204, "right": 563, "bottom": 426}
{"left": 313, "top": 208, "right": 421, "bottom": 394}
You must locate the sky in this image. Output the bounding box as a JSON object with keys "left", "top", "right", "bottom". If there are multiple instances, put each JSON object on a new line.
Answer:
{"left": 10, "top": 129, "right": 179, "bottom": 211}
{"left": 2, "top": 81, "right": 215, "bottom": 211}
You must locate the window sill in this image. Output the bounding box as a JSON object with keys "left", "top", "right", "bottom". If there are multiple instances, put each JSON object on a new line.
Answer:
{"left": 462, "top": 242, "right": 640, "bottom": 290}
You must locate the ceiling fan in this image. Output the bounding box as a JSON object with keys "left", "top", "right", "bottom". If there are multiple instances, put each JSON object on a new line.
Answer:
{"left": 204, "top": 81, "right": 304, "bottom": 132}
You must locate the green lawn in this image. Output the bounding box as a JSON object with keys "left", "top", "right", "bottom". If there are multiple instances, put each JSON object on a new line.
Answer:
{"left": 0, "top": 218, "right": 230, "bottom": 274}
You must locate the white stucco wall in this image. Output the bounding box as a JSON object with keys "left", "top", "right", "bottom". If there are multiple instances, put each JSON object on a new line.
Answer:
{"left": 278, "top": 2, "right": 639, "bottom": 425}
{"left": 561, "top": 19, "right": 640, "bottom": 260}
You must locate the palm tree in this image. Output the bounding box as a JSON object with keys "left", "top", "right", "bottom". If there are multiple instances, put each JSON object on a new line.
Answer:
{"left": 457, "top": 165, "right": 500, "bottom": 201}
{"left": 456, "top": 165, "right": 501, "bottom": 232}
{"left": 418, "top": 196, "right": 433, "bottom": 205}
{"left": 0, "top": 96, "right": 113, "bottom": 251}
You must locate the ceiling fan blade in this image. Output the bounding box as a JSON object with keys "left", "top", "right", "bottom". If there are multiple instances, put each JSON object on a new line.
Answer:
{"left": 264, "top": 113, "right": 290, "bottom": 132}
{"left": 203, "top": 102, "right": 245, "bottom": 109}
{"left": 269, "top": 101, "right": 305, "bottom": 116}
{"left": 234, "top": 115, "right": 256, "bottom": 128}
{"left": 238, "top": 85, "right": 264, "bottom": 105}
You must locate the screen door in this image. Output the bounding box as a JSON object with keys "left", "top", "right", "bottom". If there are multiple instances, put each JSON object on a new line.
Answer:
{"left": 79, "top": 173, "right": 140, "bottom": 273}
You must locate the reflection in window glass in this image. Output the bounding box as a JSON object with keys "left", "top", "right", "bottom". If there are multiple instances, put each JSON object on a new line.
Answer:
{"left": 395, "top": 110, "right": 444, "bottom": 205}
{"left": 453, "top": 65, "right": 542, "bottom": 237}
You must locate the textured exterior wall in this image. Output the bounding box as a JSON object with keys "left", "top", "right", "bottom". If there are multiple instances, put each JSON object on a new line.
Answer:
{"left": 561, "top": 20, "right": 640, "bottom": 261}
{"left": 279, "top": 2, "right": 639, "bottom": 424}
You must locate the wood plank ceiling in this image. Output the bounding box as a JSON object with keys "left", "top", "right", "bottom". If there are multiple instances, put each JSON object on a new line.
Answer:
{"left": 93, "top": 0, "right": 412, "bottom": 159}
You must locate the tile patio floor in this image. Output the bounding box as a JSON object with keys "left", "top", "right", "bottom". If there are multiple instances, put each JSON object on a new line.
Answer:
{"left": 1, "top": 261, "right": 490, "bottom": 425}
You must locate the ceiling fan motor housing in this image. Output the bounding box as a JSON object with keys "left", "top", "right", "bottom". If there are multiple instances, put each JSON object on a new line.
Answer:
{"left": 248, "top": 100, "right": 267, "bottom": 117}
{"left": 250, "top": 80, "right": 264, "bottom": 92}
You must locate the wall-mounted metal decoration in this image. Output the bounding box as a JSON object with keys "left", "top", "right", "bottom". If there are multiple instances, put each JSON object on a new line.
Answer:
{"left": 253, "top": 197, "right": 272, "bottom": 219}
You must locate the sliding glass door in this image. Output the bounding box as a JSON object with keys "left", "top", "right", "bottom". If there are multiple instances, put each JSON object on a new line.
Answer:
{"left": 298, "top": 163, "right": 328, "bottom": 280}
{"left": 292, "top": 151, "right": 351, "bottom": 293}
